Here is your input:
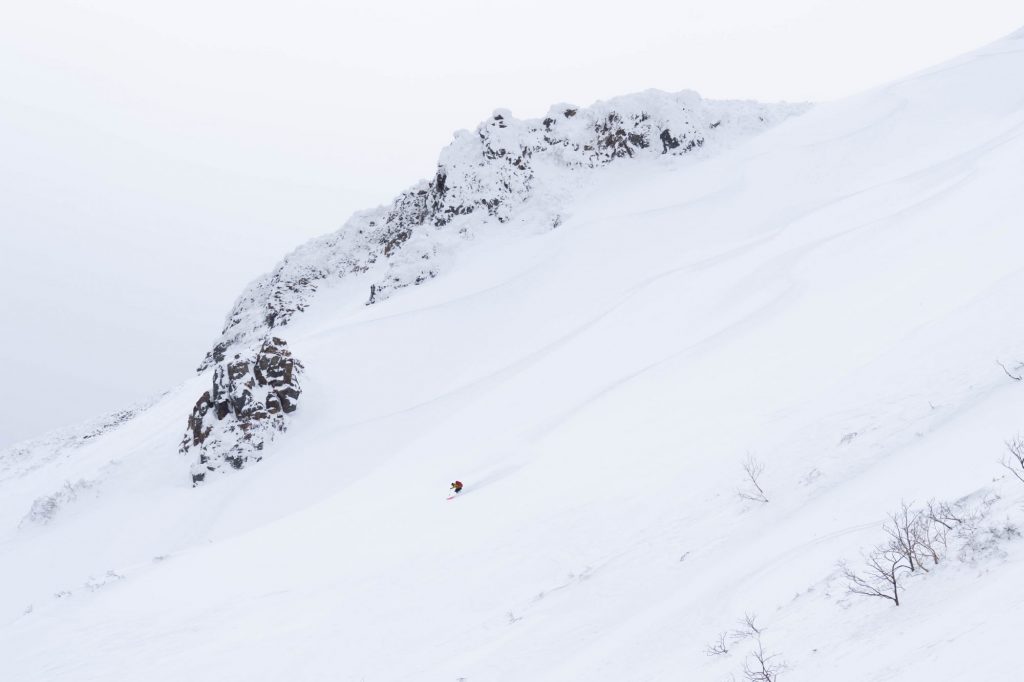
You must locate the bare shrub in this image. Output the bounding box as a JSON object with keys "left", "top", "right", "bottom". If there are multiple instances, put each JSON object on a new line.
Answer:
{"left": 915, "top": 519, "right": 945, "bottom": 568}
{"left": 883, "top": 501, "right": 925, "bottom": 572}
{"left": 955, "top": 495, "right": 1022, "bottom": 562}
{"left": 842, "top": 496, "right": 1005, "bottom": 605}
{"left": 1001, "top": 436, "right": 1024, "bottom": 485}
{"left": 924, "top": 499, "right": 968, "bottom": 530}
{"left": 710, "top": 614, "right": 786, "bottom": 681}
{"left": 729, "top": 612, "right": 764, "bottom": 643}
{"left": 839, "top": 544, "right": 909, "bottom": 606}
{"left": 882, "top": 500, "right": 947, "bottom": 573}
{"left": 743, "top": 638, "right": 785, "bottom": 682}
{"left": 738, "top": 455, "right": 769, "bottom": 504}
{"left": 842, "top": 499, "right": 957, "bottom": 606}
{"left": 705, "top": 631, "right": 731, "bottom": 657}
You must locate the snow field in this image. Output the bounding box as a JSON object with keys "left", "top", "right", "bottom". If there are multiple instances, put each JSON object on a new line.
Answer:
{"left": 3, "top": 28, "right": 1024, "bottom": 681}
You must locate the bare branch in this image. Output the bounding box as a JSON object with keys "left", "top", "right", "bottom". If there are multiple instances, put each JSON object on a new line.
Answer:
{"left": 742, "top": 636, "right": 786, "bottom": 682}
{"left": 996, "top": 360, "right": 1022, "bottom": 381}
{"left": 1001, "top": 436, "right": 1024, "bottom": 485}
{"left": 883, "top": 500, "right": 935, "bottom": 572}
{"left": 924, "top": 499, "right": 963, "bottom": 530}
{"left": 840, "top": 559, "right": 892, "bottom": 603}
{"left": 741, "top": 612, "right": 763, "bottom": 637}
{"left": 738, "top": 454, "right": 769, "bottom": 503}
{"left": 914, "top": 515, "right": 944, "bottom": 568}
{"left": 839, "top": 543, "right": 909, "bottom": 606}
{"left": 728, "top": 612, "right": 763, "bottom": 644}
{"left": 704, "top": 631, "right": 731, "bottom": 657}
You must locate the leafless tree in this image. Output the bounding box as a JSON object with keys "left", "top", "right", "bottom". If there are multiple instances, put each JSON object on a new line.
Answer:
{"left": 883, "top": 500, "right": 940, "bottom": 572}
{"left": 921, "top": 497, "right": 982, "bottom": 564}
{"left": 742, "top": 636, "right": 786, "bottom": 682}
{"left": 1001, "top": 436, "right": 1024, "bottom": 485}
{"left": 839, "top": 544, "right": 909, "bottom": 606}
{"left": 705, "top": 631, "right": 731, "bottom": 657}
{"left": 738, "top": 455, "right": 769, "bottom": 504}
{"left": 923, "top": 499, "right": 966, "bottom": 530}
{"left": 740, "top": 612, "right": 763, "bottom": 637}
{"left": 842, "top": 497, "right": 972, "bottom": 606}
{"left": 923, "top": 518, "right": 952, "bottom": 564}
{"left": 713, "top": 613, "right": 786, "bottom": 681}
{"left": 729, "top": 612, "right": 764, "bottom": 644}
{"left": 883, "top": 501, "right": 920, "bottom": 572}
{"left": 915, "top": 516, "right": 946, "bottom": 568}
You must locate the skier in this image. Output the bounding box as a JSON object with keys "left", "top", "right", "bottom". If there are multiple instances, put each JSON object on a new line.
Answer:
{"left": 450, "top": 480, "right": 463, "bottom": 494}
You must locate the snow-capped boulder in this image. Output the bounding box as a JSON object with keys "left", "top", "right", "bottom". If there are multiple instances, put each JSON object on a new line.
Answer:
{"left": 182, "top": 337, "right": 302, "bottom": 485}
{"left": 200, "top": 90, "right": 809, "bottom": 369}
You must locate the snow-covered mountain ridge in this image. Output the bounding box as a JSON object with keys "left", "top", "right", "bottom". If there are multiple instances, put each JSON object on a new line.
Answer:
{"left": 183, "top": 90, "right": 806, "bottom": 484}
{"left": 203, "top": 91, "right": 808, "bottom": 368}
{"left": 3, "top": 28, "right": 1024, "bottom": 682}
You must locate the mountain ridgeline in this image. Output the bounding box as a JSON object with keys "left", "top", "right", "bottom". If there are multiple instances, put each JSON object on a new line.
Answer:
{"left": 184, "top": 90, "right": 808, "bottom": 483}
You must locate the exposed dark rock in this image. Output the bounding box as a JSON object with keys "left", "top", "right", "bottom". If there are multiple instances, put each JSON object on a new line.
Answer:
{"left": 182, "top": 337, "right": 304, "bottom": 484}
{"left": 660, "top": 129, "right": 681, "bottom": 153}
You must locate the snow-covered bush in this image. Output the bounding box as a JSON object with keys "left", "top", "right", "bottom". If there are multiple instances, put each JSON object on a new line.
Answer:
{"left": 20, "top": 479, "right": 96, "bottom": 526}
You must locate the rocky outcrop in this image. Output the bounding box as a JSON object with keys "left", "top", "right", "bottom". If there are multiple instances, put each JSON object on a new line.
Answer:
{"left": 181, "top": 337, "right": 303, "bottom": 485}
{"left": 199, "top": 90, "right": 810, "bottom": 369}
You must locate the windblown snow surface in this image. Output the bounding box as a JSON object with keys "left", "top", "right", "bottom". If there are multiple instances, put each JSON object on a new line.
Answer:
{"left": 4, "top": 30, "right": 1024, "bottom": 682}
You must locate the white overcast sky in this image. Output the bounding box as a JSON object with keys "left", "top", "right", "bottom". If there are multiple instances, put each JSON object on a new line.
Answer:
{"left": 2, "top": 0, "right": 1023, "bottom": 448}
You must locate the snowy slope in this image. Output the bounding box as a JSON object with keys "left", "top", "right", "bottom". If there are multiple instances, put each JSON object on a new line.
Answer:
{"left": 201, "top": 90, "right": 807, "bottom": 370}
{"left": 4, "top": 28, "right": 1024, "bottom": 682}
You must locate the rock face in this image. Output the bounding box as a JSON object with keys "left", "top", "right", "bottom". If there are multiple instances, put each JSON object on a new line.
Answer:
{"left": 200, "top": 90, "right": 810, "bottom": 369}
{"left": 184, "top": 90, "right": 808, "bottom": 483}
{"left": 181, "top": 337, "right": 303, "bottom": 485}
